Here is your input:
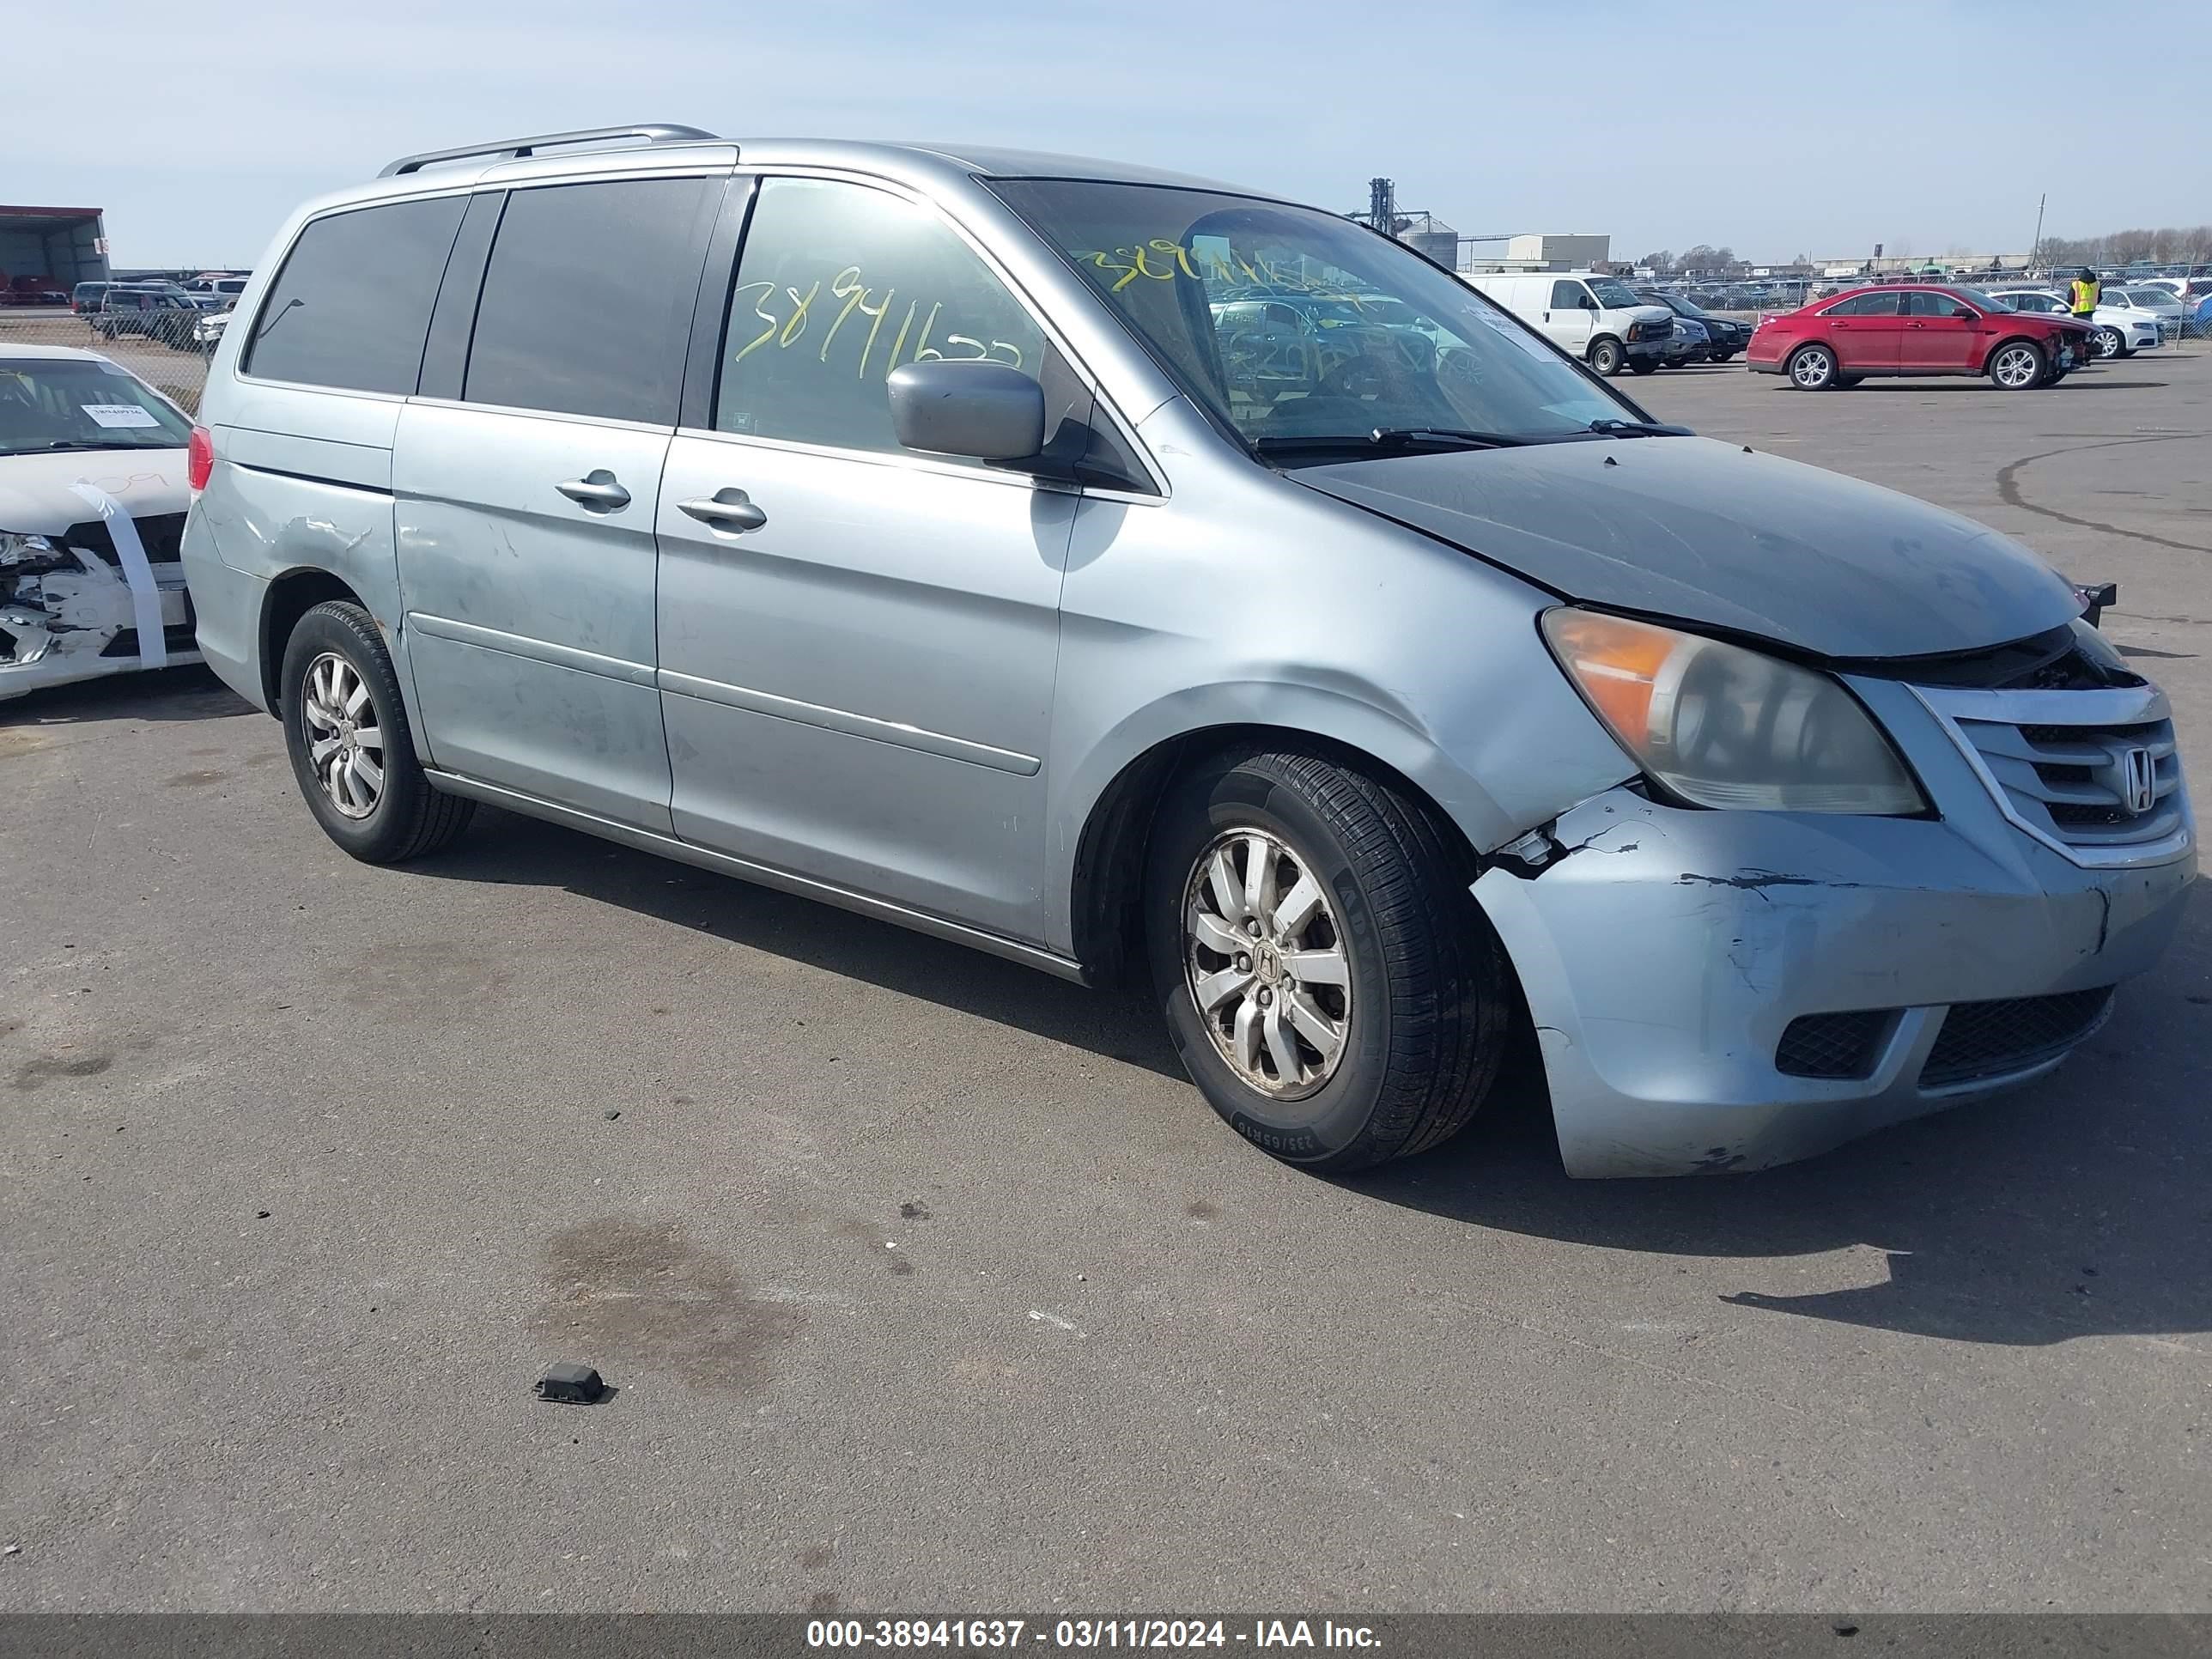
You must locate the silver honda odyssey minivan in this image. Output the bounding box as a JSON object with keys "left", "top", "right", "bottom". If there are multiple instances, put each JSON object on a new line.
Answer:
{"left": 180, "top": 125, "right": 2195, "bottom": 1177}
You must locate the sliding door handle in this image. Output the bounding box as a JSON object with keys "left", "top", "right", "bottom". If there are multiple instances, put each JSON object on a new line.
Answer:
{"left": 556, "top": 471, "right": 631, "bottom": 512}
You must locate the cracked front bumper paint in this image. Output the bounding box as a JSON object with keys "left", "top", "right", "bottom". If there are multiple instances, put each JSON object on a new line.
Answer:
{"left": 1474, "top": 786, "right": 2195, "bottom": 1178}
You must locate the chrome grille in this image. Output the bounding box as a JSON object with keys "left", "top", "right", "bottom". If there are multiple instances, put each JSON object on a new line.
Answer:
{"left": 1913, "top": 683, "right": 2191, "bottom": 865}
{"left": 1953, "top": 715, "right": 2180, "bottom": 849}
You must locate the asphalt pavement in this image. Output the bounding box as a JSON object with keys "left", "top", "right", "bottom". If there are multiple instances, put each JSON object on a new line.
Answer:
{"left": 3, "top": 351, "right": 2209, "bottom": 1613}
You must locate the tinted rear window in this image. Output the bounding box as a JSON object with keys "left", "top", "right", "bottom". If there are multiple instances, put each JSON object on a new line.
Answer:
{"left": 244, "top": 198, "right": 465, "bottom": 393}
{"left": 463, "top": 177, "right": 714, "bottom": 424}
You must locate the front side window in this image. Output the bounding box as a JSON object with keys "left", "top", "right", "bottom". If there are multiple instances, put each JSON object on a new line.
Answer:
{"left": 1550, "top": 280, "right": 1587, "bottom": 309}
{"left": 0, "top": 357, "right": 191, "bottom": 457}
{"left": 991, "top": 179, "right": 1630, "bottom": 448}
{"left": 1905, "top": 291, "right": 1972, "bottom": 317}
{"left": 465, "top": 176, "right": 714, "bottom": 424}
{"left": 245, "top": 196, "right": 467, "bottom": 394}
{"left": 714, "top": 178, "right": 1045, "bottom": 454}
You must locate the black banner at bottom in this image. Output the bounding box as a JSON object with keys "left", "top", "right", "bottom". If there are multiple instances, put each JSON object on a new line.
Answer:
{"left": 2, "top": 1616, "right": 2209, "bottom": 1659}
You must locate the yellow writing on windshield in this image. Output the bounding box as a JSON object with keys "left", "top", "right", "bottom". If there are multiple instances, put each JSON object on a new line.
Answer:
{"left": 1082, "top": 241, "right": 1367, "bottom": 298}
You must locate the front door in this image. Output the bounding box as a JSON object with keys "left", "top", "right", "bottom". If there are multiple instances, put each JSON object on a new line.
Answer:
{"left": 655, "top": 175, "right": 1074, "bottom": 941}
{"left": 1542, "top": 279, "right": 1595, "bottom": 355}
{"left": 394, "top": 173, "right": 720, "bottom": 830}
{"left": 1899, "top": 289, "right": 1980, "bottom": 372}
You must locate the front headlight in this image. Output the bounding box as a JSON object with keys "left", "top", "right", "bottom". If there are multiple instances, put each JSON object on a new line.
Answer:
{"left": 1540, "top": 607, "right": 1926, "bottom": 814}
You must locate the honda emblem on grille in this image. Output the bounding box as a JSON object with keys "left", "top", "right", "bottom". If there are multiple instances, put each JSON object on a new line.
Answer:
{"left": 2119, "top": 746, "right": 2156, "bottom": 815}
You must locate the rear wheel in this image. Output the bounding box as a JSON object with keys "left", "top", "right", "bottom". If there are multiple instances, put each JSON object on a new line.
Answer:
{"left": 1988, "top": 339, "right": 2045, "bottom": 390}
{"left": 1588, "top": 337, "right": 1624, "bottom": 376}
{"left": 1787, "top": 343, "right": 1838, "bottom": 389}
{"left": 1144, "top": 747, "right": 1513, "bottom": 1173}
{"left": 1628, "top": 357, "right": 1661, "bottom": 375}
{"left": 280, "top": 600, "right": 474, "bottom": 864}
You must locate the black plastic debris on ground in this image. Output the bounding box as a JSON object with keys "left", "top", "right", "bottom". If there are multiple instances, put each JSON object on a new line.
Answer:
{"left": 534, "top": 1363, "right": 607, "bottom": 1405}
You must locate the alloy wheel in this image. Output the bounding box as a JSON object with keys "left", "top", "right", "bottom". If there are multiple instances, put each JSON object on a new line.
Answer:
{"left": 2095, "top": 327, "right": 2123, "bottom": 359}
{"left": 1991, "top": 343, "right": 2042, "bottom": 388}
{"left": 301, "top": 652, "right": 385, "bottom": 819}
{"left": 1790, "top": 348, "right": 1833, "bottom": 388}
{"left": 1182, "top": 829, "right": 1352, "bottom": 1100}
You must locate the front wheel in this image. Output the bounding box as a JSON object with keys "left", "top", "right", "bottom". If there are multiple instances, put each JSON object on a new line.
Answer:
{"left": 1987, "top": 340, "right": 2045, "bottom": 390}
{"left": 1588, "top": 337, "right": 1624, "bottom": 376}
{"left": 2094, "top": 326, "right": 2124, "bottom": 360}
{"left": 1787, "top": 343, "right": 1838, "bottom": 389}
{"left": 1145, "top": 747, "right": 1513, "bottom": 1173}
{"left": 280, "top": 600, "right": 475, "bottom": 864}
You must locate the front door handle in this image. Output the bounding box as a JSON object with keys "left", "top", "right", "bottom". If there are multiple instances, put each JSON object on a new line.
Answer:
{"left": 556, "top": 471, "right": 631, "bottom": 512}
{"left": 678, "top": 488, "right": 768, "bottom": 533}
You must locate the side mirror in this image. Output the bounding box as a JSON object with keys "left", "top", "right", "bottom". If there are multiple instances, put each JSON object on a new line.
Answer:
{"left": 888, "top": 361, "right": 1046, "bottom": 463}
{"left": 1580, "top": 295, "right": 1600, "bottom": 311}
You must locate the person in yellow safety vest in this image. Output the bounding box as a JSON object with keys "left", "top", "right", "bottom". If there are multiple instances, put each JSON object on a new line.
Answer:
{"left": 2069, "top": 269, "right": 2100, "bottom": 319}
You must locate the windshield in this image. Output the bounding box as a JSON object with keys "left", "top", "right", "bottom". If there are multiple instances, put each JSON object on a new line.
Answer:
{"left": 990, "top": 180, "right": 1631, "bottom": 450}
{"left": 2125, "top": 289, "right": 2172, "bottom": 306}
{"left": 0, "top": 358, "right": 192, "bottom": 456}
{"left": 1585, "top": 278, "right": 1644, "bottom": 308}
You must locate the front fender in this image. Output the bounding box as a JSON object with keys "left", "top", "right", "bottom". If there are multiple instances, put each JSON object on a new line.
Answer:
{"left": 1042, "top": 435, "right": 1635, "bottom": 957}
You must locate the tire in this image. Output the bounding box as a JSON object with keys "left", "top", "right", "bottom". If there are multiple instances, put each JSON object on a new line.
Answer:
{"left": 1987, "top": 338, "right": 2045, "bottom": 390}
{"left": 1588, "top": 337, "right": 1624, "bottom": 376}
{"left": 1627, "top": 357, "right": 1661, "bottom": 375}
{"left": 1787, "top": 343, "right": 1838, "bottom": 389}
{"left": 279, "top": 599, "right": 474, "bottom": 864}
{"left": 1144, "top": 746, "right": 1513, "bottom": 1173}
{"left": 2094, "top": 326, "right": 2124, "bottom": 360}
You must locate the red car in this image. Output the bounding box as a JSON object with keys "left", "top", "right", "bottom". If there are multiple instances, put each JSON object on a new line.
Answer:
{"left": 1747, "top": 283, "right": 2095, "bottom": 391}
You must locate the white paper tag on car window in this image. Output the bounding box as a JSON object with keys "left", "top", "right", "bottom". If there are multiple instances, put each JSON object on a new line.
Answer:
{"left": 82, "top": 404, "right": 161, "bottom": 428}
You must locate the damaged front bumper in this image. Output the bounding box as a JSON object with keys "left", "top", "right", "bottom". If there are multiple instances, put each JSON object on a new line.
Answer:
{"left": 1474, "top": 770, "right": 2196, "bottom": 1178}
{"left": 1, "top": 536, "right": 200, "bottom": 702}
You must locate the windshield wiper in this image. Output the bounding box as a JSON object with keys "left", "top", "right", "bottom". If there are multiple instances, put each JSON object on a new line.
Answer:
{"left": 1253, "top": 427, "right": 1530, "bottom": 459}
{"left": 1583, "top": 418, "right": 1691, "bottom": 438}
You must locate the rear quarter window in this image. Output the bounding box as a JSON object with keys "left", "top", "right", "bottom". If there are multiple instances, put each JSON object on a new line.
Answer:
{"left": 243, "top": 196, "right": 469, "bottom": 394}
{"left": 461, "top": 176, "right": 715, "bottom": 425}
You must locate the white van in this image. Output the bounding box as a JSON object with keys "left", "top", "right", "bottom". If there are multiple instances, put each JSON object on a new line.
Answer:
{"left": 1461, "top": 271, "right": 1676, "bottom": 376}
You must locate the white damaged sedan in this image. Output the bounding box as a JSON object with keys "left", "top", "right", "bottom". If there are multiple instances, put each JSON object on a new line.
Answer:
{"left": 1, "top": 343, "right": 200, "bottom": 700}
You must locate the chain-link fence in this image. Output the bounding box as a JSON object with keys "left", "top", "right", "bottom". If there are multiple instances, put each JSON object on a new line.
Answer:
{"left": 0, "top": 302, "right": 211, "bottom": 413}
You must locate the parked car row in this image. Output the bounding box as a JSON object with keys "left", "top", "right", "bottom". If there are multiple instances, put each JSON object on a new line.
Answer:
{"left": 60, "top": 277, "right": 248, "bottom": 354}
{"left": 1459, "top": 272, "right": 1676, "bottom": 375}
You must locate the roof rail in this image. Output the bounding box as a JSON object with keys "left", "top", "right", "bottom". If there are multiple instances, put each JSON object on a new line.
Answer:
{"left": 378, "top": 124, "right": 722, "bottom": 179}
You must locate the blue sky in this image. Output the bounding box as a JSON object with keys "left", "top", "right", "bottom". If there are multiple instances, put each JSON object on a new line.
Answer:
{"left": 13, "top": 0, "right": 2207, "bottom": 269}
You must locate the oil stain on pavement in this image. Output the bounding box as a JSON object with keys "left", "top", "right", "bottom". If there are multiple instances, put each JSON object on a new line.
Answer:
{"left": 534, "top": 1217, "right": 802, "bottom": 1395}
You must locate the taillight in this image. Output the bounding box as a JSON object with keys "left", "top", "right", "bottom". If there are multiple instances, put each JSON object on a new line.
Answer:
{"left": 187, "top": 424, "right": 214, "bottom": 492}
